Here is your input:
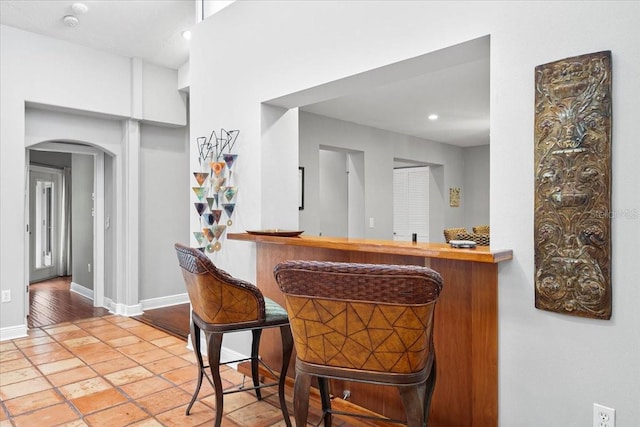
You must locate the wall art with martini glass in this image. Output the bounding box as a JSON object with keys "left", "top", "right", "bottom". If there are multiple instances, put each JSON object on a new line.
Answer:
{"left": 192, "top": 129, "right": 239, "bottom": 253}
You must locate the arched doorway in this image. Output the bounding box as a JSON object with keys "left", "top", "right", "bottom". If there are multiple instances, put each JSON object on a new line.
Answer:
{"left": 26, "top": 141, "right": 111, "bottom": 324}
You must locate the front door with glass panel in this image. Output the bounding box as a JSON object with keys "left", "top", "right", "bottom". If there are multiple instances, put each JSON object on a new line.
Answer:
{"left": 29, "top": 167, "right": 62, "bottom": 283}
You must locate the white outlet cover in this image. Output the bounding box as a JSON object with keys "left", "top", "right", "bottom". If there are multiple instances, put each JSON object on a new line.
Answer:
{"left": 593, "top": 403, "right": 615, "bottom": 427}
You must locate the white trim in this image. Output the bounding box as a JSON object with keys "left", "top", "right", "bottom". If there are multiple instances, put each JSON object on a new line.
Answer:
{"left": 186, "top": 331, "right": 249, "bottom": 371}
{"left": 94, "top": 151, "right": 105, "bottom": 308}
{"left": 220, "top": 346, "right": 247, "bottom": 370}
{"left": 140, "top": 293, "right": 189, "bottom": 311}
{"left": 70, "top": 281, "right": 94, "bottom": 300}
{"left": 105, "top": 297, "right": 143, "bottom": 317}
{"left": 0, "top": 324, "right": 28, "bottom": 342}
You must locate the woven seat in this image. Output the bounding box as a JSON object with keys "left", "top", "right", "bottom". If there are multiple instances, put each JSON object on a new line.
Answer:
{"left": 443, "top": 227, "right": 468, "bottom": 243}
{"left": 472, "top": 225, "right": 490, "bottom": 234}
{"left": 175, "top": 244, "right": 293, "bottom": 427}
{"left": 274, "top": 260, "right": 443, "bottom": 427}
{"left": 456, "top": 232, "right": 490, "bottom": 246}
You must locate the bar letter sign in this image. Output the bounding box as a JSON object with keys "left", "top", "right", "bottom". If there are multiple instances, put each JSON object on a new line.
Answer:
{"left": 534, "top": 51, "right": 612, "bottom": 320}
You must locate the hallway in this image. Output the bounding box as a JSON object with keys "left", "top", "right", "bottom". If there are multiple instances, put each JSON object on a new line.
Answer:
{"left": 28, "top": 277, "right": 109, "bottom": 329}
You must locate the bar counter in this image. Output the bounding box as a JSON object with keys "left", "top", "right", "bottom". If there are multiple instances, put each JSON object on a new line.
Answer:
{"left": 228, "top": 232, "right": 512, "bottom": 427}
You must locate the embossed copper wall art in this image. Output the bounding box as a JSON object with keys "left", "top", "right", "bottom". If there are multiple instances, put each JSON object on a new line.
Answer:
{"left": 534, "top": 51, "right": 612, "bottom": 320}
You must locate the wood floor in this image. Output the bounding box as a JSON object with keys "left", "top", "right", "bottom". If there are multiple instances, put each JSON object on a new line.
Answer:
{"left": 28, "top": 276, "right": 190, "bottom": 340}
{"left": 28, "top": 276, "right": 109, "bottom": 328}
{"left": 133, "top": 303, "right": 190, "bottom": 341}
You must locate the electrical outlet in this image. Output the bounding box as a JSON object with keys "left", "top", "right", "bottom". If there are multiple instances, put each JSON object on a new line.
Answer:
{"left": 593, "top": 403, "right": 615, "bottom": 427}
{"left": 1, "top": 290, "right": 10, "bottom": 303}
{"left": 88, "top": 263, "right": 91, "bottom": 273}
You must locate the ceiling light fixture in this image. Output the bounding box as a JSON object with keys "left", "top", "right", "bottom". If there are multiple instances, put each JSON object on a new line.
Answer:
{"left": 428, "top": 114, "right": 439, "bottom": 120}
{"left": 181, "top": 30, "right": 192, "bottom": 40}
{"left": 63, "top": 15, "right": 80, "bottom": 27}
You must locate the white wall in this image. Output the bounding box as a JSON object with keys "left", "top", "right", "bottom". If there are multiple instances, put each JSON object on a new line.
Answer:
{"left": 190, "top": 2, "right": 640, "bottom": 425}
{"left": 463, "top": 144, "right": 490, "bottom": 230}
{"left": 71, "top": 154, "right": 94, "bottom": 289}
{"left": 1, "top": 25, "right": 188, "bottom": 336}
{"left": 318, "top": 149, "right": 348, "bottom": 237}
{"left": 139, "top": 123, "right": 189, "bottom": 300}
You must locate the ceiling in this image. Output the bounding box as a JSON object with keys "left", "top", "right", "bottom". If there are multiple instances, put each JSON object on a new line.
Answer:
{"left": 0, "top": 0, "right": 194, "bottom": 69}
{"left": 301, "top": 52, "right": 490, "bottom": 147}
{"left": 1, "top": 1, "right": 490, "bottom": 147}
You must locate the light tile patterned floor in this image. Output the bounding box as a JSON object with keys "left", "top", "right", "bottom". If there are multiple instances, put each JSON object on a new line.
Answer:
{"left": 1, "top": 315, "right": 391, "bottom": 427}
{"left": 0, "top": 315, "right": 300, "bottom": 427}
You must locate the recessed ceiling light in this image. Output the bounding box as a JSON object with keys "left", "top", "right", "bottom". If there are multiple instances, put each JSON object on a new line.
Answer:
{"left": 428, "top": 114, "right": 439, "bottom": 120}
{"left": 71, "top": 3, "right": 88, "bottom": 14}
{"left": 63, "top": 15, "right": 80, "bottom": 27}
{"left": 181, "top": 30, "right": 192, "bottom": 40}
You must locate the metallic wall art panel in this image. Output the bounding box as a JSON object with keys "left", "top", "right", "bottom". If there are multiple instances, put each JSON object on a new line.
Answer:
{"left": 534, "top": 51, "right": 612, "bottom": 320}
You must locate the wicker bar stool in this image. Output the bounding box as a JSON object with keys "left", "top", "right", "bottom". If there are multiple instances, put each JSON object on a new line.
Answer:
{"left": 472, "top": 225, "right": 490, "bottom": 234}
{"left": 274, "top": 260, "right": 443, "bottom": 427}
{"left": 175, "top": 243, "right": 293, "bottom": 427}
{"left": 456, "top": 232, "right": 490, "bottom": 246}
{"left": 443, "top": 227, "right": 468, "bottom": 243}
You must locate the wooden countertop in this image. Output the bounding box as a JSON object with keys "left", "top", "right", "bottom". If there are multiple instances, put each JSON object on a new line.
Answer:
{"left": 227, "top": 233, "right": 512, "bottom": 264}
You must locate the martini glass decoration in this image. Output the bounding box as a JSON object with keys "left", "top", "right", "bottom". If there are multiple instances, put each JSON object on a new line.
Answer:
{"left": 211, "top": 210, "right": 222, "bottom": 224}
{"left": 222, "top": 203, "right": 235, "bottom": 226}
{"left": 193, "top": 172, "right": 209, "bottom": 187}
{"left": 196, "top": 135, "right": 215, "bottom": 169}
{"left": 203, "top": 228, "right": 215, "bottom": 243}
{"left": 212, "top": 224, "right": 226, "bottom": 252}
{"left": 192, "top": 187, "right": 207, "bottom": 201}
{"left": 194, "top": 202, "right": 207, "bottom": 217}
{"left": 206, "top": 197, "right": 216, "bottom": 211}
{"left": 223, "top": 153, "right": 238, "bottom": 183}
{"left": 210, "top": 161, "right": 226, "bottom": 177}
{"left": 213, "top": 224, "right": 226, "bottom": 240}
{"left": 193, "top": 129, "right": 240, "bottom": 253}
{"left": 193, "top": 231, "right": 206, "bottom": 246}
{"left": 213, "top": 176, "right": 226, "bottom": 193}
{"left": 223, "top": 186, "right": 237, "bottom": 203}
{"left": 202, "top": 213, "right": 215, "bottom": 226}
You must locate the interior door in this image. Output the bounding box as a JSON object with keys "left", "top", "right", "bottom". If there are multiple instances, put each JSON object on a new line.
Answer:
{"left": 393, "top": 166, "right": 430, "bottom": 242}
{"left": 29, "top": 167, "right": 62, "bottom": 283}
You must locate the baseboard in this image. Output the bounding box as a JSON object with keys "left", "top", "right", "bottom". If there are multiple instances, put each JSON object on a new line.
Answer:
{"left": 70, "top": 282, "right": 94, "bottom": 300}
{"left": 220, "top": 346, "right": 247, "bottom": 370}
{"left": 186, "top": 331, "right": 248, "bottom": 370}
{"left": 103, "top": 294, "right": 189, "bottom": 318}
{"left": 140, "top": 293, "right": 189, "bottom": 311}
{"left": 0, "top": 324, "right": 28, "bottom": 342}
{"left": 104, "top": 297, "right": 143, "bottom": 317}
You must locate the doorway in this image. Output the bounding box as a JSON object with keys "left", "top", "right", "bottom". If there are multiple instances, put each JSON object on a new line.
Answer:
{"left": 318, "top": 147, "right": 365, "bottom": 238}
{"left": 27, "top": 145, "right": 107, "bottom": 323}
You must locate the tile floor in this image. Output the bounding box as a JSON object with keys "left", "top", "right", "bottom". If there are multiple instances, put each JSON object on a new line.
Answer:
{"left": 0, "top": 315, "right": 384, "bottom": 427}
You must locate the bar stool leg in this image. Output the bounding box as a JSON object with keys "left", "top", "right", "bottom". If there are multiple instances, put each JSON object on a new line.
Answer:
{"left": 279, "top": 325, "right": 293, "bottom": 427}
{"left": 206, "top": 332, "right": 225, "bottom": 427}
{"left": 423, "top": 358, "right": 437, "bottom": 427}
{"left": 293, "top": 371, "right": 311, "bottom": 427}
{"left": 318, "top": 377, "right": 332, "bottom": 426}
{"left": 250, "top": 329, "right": 263, "bottom": 400}
{"left": 186, "top": 320, "right": 203, "bottom": 415}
